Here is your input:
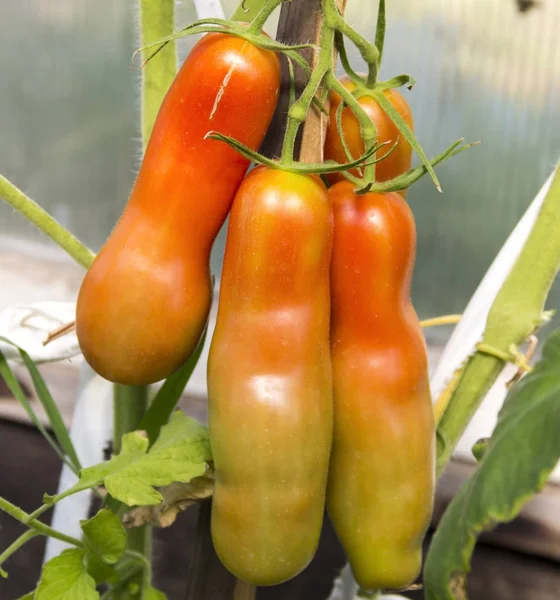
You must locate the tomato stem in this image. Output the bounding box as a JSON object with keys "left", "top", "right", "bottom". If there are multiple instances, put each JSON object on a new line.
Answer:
{"left": 0, "top": 496, "right": 83, "bottom": 549}
{"left": 374, "top": 0, "right": 386, "bottom": 75}
{"left": 335, "top": 31, "right": 367, "bottom": 87}
{"left": 231, "top": 0, "right": 269, "bottom": 23}
{"left": 0, "top": 530, "right": 39, "bottom": 576}
{"left": 328, "top": 73, "right": 378, "bottom": 185}
{"left": 210, "top": 131, "right": 381, "bottom": 174}
{"left": 278, "top": 0, "right": 379, "bottom": 186}
{"left": 328, "top": 0, "right": 379, "bottom": 85}
{"left": 281, "top": 12, "right": 333, "bottom": 163}
{"left": 248, "top": 0, "right": 284, "bottom": 33}
{"left": 335, "top": 98, "right": 363, "bottom": 176}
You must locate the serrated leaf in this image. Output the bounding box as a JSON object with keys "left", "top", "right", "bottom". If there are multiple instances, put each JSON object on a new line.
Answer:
{"left": 0, "top": 350, "right": 72, "bottom": 473}
{"left": 144, "top": 585, "right": 167, "bottom": 600}
{"left": 48, "top": 412, "right": 211, "bottom": 507}
{"left": 36, "top": 549, "right": 98, "bottom": 600}
{"left": 0, "top": 335, "right": 81, "bottom": 473}
{"left": 81, "top": 508, "right": 126, "bottom": 564}
{"left": 424, "top": 329, "right": 560, "bottom": 600}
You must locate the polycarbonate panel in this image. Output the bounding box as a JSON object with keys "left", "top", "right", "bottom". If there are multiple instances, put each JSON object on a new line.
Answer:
{"left": 345, "top": 0, "right": 560, "bottom": 340}
{"left": 1, "top": 0, "right": 558, "bottom": 343}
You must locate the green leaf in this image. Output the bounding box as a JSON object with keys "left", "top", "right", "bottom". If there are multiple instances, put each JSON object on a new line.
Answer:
{"left": 84, "top": 552, "right": 119, "bottom": 586}
{"left": 424, "top": 329, "right": 560, "bottom": 600}
{"left": 48, "top": 412, "right": 211, "bottom": 507}
{"left": 15, "top": 593, "right": 35, "bottom": 600}
{"left": 0, "top": 349, "right": 73, "bottom": 472}
{"left": 372, "top": 90, "right": 441, "bottom": 191}
{"left": 144, "top": 585, "right": 167, "bottom": 600}
{"left": 0, "top": 337, "right": 81, "bottom": 472}
{"left": 140, "top": 326, "right": 208, "bottom": 445}
{"left": 36, "top": 549, "right": 98, "bottom": 600}
{"left": 81, "top": 509, "right": 127, "bottom": 564}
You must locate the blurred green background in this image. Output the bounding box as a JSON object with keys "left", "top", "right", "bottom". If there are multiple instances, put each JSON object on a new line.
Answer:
{"left": 0, "top": 0, "right": 559, "bottom": 343}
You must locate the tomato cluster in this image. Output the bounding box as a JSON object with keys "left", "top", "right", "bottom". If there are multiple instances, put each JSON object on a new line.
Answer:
{"left": 76, "top": 32, "right": 434, "bottom": 592}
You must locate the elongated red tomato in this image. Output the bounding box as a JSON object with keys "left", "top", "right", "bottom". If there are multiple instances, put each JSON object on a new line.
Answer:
{"left": 208, "top": 167, "right": 333, "bottom": 586}
{"left": 324, "top": 78, "right": 413, "bottom": 191}
{"left": 327, "top": 180, "right": 435, "bottom": 591}
{"left": 76, "top": 33, "right": 280, "bottom": 385}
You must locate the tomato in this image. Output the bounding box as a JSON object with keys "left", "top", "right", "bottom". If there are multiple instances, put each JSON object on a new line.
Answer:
{"left": 327, "top": 180, "right": 435, "bottom": 591}
{"left": 76, "top": 33, "right": 280, "bottom": 385}
{"left": 324, "top": 78, "right": 413, "bottom": 191}
{"left": 207, "top": 167, "right": 333, "bottom": 586}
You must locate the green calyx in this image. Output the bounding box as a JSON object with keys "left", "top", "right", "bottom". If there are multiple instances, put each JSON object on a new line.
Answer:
{"left": 132, "top": 16, "right": 315, "bottom": 74}
{"left": 132, "top": 0, "right": 479, "bottom": 195}
{"left": 327, "top": 0, "right": 480, "bottom": 196}
{"left": 206, "top": 131, "right": 386, "bottom": 176}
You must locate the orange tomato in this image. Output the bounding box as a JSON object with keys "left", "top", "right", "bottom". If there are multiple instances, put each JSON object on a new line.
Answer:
{"left": 327, "top": 180, "right": 435, "bottom": 591}
{"left": 324, "top": 78, "right": 413, "bottom": 191}
{"left": 76, "top": 33, "right": 280, "bottom": 385}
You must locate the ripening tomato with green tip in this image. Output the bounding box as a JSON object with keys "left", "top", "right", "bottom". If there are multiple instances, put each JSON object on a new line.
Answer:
{"left": 208, "top": 166, "right": 333, "bottom": 586}
{"left": 327, "top": 180, "right": 435, "bottom": 591}
{"left": 76, "top": 32, "right": 280, "bottom": 385}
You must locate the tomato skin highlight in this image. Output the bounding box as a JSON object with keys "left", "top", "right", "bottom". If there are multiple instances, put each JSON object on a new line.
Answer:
{"left": 208, "top": 167, "right": 333, "bottom": 586}
{"left": 327, "top": 181, "right": 435, "bottom": 591}
{"left": 324, "top": 78, "right": 413, "bottom": 191}
{"left": 75, "top": 33, "right": 280, "bottom": 385}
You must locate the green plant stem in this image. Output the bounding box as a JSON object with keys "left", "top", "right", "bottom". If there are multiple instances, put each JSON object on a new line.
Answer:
{"left": 0, "top": 530, "right": 39, "bottom": 574}
{"left": 326, "top": 0, "right": 378, "bottom": 83}
{"left": 436, "top": 162, "right": 560, "bottom": 476}
{"left": 327, "top": 73, "right": 377, "bottom": 184}
{"left": 113, "top": 384, "right": 151, "bottom": 567}
{"left": 335, "top": 31, "right": 365, "bottom": 86}
{"left": 335, "top": 97, "right": 359, "bottom": 169}
{"left": 231, "top": 0, "right": 270, "bottom": 22}
{"left": 138, "top": 0, "right": 177, "bottom": 148}
{"left": 112, "top": 0, "right": 178, "bottom": 592}
{"left": 281, "top": 0, "right": 339, "bottom": 164}
{"left": 279, "top": 0, "right": 379, "bottom": 188}
{"left": 0, "top": 175, "right": 95, "bottom": 269}
{"left": 248, "top": 0, "right": 284, "bottom": 33}
{"left": 475, "top": 342, "right": 514, "bottom": 363}
{"left": 0, "top": 496, "right": 83, "bottom": 548}
{"left": 373, "top": 0, "right": 386, "bottom": 76}
{"left": 113, "top": 385, "right": 149, "bottom": 453}
{"left": 113, "top": 382, "right": 152, "bottom": 592}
